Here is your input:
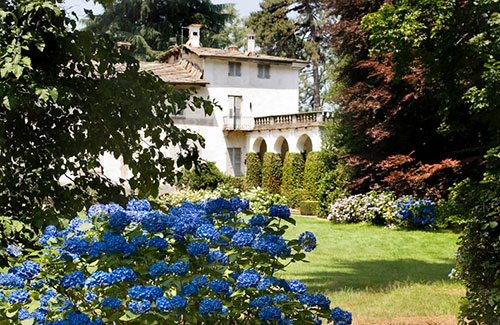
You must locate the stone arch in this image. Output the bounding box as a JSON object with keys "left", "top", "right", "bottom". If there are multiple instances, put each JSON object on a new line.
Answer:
{"left": 297, "top": 134, "right": 313, "bottom": 156}
{"left": 274, "top": 136, "right": 289, "bottom": 161}
{"left": 252, "top": 137, "right": 267, "bottom": 161}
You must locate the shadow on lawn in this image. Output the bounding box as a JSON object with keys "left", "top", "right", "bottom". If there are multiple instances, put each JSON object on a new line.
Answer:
{"left": 300, "top": 258, "right": 456, "bottom": 292}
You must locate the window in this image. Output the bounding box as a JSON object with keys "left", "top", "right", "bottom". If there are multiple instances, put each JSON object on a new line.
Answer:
{"left": 228, "top": 148, "right": 242, "bottom": 176}
{"left": 228, "top": 95, "right": 242, "bottom": 129}
{"left": 258, "top": 64, "right": 270, "bottom": 79}
{"left": 228, "top": 62, "right": 241, "bottom": 76}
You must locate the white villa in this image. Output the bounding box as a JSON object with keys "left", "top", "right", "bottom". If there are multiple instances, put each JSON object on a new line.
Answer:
{"left": 102, "top": 25, "right": 331, "bottom": 184}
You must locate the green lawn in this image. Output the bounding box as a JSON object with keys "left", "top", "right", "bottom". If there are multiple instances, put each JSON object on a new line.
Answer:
{"left": 278, "top": 216, "right": 463, "bottom": 323}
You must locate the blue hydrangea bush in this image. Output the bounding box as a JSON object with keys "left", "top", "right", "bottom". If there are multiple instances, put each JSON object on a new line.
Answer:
{"left": 395, "top": 196, "right": 436, "bottom": 229}
{"left": 0, "top": 197, "right": 351, "bottom": 324}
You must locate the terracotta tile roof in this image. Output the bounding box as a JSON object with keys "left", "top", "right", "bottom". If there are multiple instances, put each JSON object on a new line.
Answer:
{"left": 139, "top": 59, "right": 208, "bottom": 85}
{"left": 158, "top": 45, "right": 308, "bottom": 65}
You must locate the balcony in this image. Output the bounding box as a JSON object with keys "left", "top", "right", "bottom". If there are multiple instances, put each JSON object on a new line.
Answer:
{"left": 223, "top": 111, "right": 333, "bottom": 132}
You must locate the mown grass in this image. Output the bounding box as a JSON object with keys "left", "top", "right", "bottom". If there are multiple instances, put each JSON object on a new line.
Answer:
{"left": 277, "top": 216, "right": 464, "bottom": 322}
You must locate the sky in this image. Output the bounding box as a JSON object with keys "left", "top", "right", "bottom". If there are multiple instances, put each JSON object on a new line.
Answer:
{"left": 62, "top": 0, "right": 262, "bottom": 24}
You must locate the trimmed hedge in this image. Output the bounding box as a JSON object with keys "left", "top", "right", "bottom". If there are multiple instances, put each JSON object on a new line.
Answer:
{"left": 262, "top": 152, "right": 282, "bottom": 194}
{"left": 245, "top": 152, "right": 262, "bottom": 189}
{"left": 300, "top": 201, "right": 319, "bottom": 216}
{"left": 281, "top": 152, "right": 305, "bottom": 208}
{"left": 303, "top": 152, "right": 324, "bottom": 201}
{"left": 179, "top": 161, "right": 226, "bottom": 190}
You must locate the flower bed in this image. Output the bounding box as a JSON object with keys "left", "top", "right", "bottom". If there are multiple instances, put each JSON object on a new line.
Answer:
{"left": 0, "top": 197, "right": 350, "bottom": 324}
{"left": 328, "top": 191, "right": 437, "bottom": 229}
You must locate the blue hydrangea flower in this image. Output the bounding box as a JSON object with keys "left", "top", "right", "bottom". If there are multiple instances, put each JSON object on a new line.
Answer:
{"left": 84, "top": 292, "right": 98, "bottom": 302}
{"left": 236, "top": 269, "right": 260, "bottom": 288}
{"left": 315, "top": 294, "right": 330, "bottom": 309}
{"left": 87, "top": 204, "right": 107, "bottom": 219}
{"left": 171, "top": 295, "right": 187, "bottom": 309}
{"left": 231, "top": 228, "right": 254, "bottom": 247}
{"left": 249, "top": 295, "right": 272, "bottom": 308}
{"left": 0, "top": 273, "right": 24, "bottom": 288}
{"left": 102, "top": 297, "right": 122, "bottom": 309}
{"left": 66, "top": 311, "right": 92, "bottom": 323}
{"left": 63, "top": 237, "right": 90, "bottom": 255}
{"left": 330, "top": 307, "right": 352, "bottom": 324}
{"left": 257, "top": 276, "right": 273, "bottom": 290}
{"left": 109, "top": 210, "right": 131, "bottom": 231}
{"left": 187, "top": 241, "right": 209, "bottom": 257}
{"left": 192, "top": 275, "right": 209, "bottom": 289}
{"left": 32, "top": 308, "right": 48, "bottom": 323}
{"left": 248, "top": 215, "right": 268, "bottom": 227}
{"left": 199, "top": 298, "right": 223, "bottom": 315}
{"left": 44, "top": 225, "right": 58, "bottom": 236}
{"left": 206, "top": 250, "right": 228, "bottom": 265}
{"left": 252, "top": 233, "right": 290, "bottom": 257}
{"left": 299, "top": 293, "right": 316, "bottom": 306}
{"left": 180, "top": 283, "right": 197, "bottom": 296}
{"left": 127, "top": 198, "right": 151, "bottom": 212}
{"left": 105, "top": 203, "right": 124, "bottom": 216}
{"left": 169, "top": 261, "right": 189, "bottom": 276}
{"left": 102, "top": 232, "right": 127, "bottom": 254}
{"left": 298, "top": 231, "right": 317, "bottom": 252}
{"left": 269, "top": 205, "right": 290, "bottom": 219}
{"left": 128, "top": 286, "right": 163, "bottom": 301}
{"left": 209, "top": 279, "right": 230, "bottom": 295}
{"left": 122, "top": 242, "right": 137, "bottom": 256}
{"left": 259, "top": 306, "right": 281, "bottom": 321}
{"left": 18, "top": 308, "right": 31, "bottom": 320}
{"left": 40, "top": 289, "right": 56, "bottom": 306}
{"left": 9, "top": 261, "right": 41, "bottom": 280}
{"left": 8, "top": 289, "right": 29, "bottom": 304}
{"left": 62, "top": 271, "right": 85, "bottom": 289}
{"left": 288, "top": 280, "right": 306, "bottom": 294}
{"left": 131, "top": 235, "right": 148, "bottom": 248}
{"left": 196, "top": 224, "right": 219, "bottom": 241}
{"left": 272, "top": 294, "right": 290, "bottom": 303}
{"left": 7, "top": 244, "right": 24, "bottom": 257}
{"left": 89, "top": 241, "right": 105, "bottom": 258}
{"left": 129, "top": 300, "right": 151, "bottom": 314}
{"left": 219, "top": 226, "right": 237, "bottom": 239}
{"left": 149, "top": 237, "right": 169, "bottom": 250}
{"left": 111, "top": 267, "right": 137, "bottom": 283}
{"left": 156, "top": 297, "right": 173, "bottom": 312}
{"left": 85, "top": 271, "right": 113, "bottom": 288}
{"left": 149, "top": 262, "right": 169, "bottom": 278}
{"left": 0, "top": 292, "right": 5, "bottom": 302}
{"left": 141, "top": 211, "right": 167, "bottom": 233}
{"left": 206, "top": 198, "right": 231, "bottom": 214}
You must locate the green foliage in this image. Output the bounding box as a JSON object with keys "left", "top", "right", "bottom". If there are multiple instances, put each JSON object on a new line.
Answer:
{"left": 280, "top": 152, "right": 305, "bottom": 208}
{"left": 261, "top": 152, "right": 282, "bottom": 194}
{"left": 85, "top": 0, "right": 235, "bottom": 60}
{"left": 302, "top": 152, "right": 325, "bottom": 201}
{"left": 0, "top": 217, "right": 38, "bottom": 266}
{"left": 245, "top": 152, "right": 262, "bottom": 189}
{"left": 300, "top": 201, "right": 318, "bottom": 216}
{"left": 451, "top": 147, "right": 500, "bottom": 323}
{"left": 225, "top": 176, "right": 245, "bottom": 192}
{"left": 317, "top": 164, "right": 353, "bottom": 218}
{"left": 0, "top": 1, "right": 214, "bottom": 236}
{"left": 179, "top": 161, "right": 226, "bottom": 191}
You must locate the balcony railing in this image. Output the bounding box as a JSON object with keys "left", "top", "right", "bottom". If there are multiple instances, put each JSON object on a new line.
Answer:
{"left": 223, "top": 111, "right": 333, "bottom": 131}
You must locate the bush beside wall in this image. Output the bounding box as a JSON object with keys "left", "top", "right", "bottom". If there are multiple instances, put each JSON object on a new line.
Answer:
{"left": 245, "top": 152, "right": 262, "bottom": 189}
{"left": 303, "top": 152, "right": 324, "bottom": 201}
{"left": 262, "top": 152, "right": 282, "bottom": 194}
{"left": 281, "top": 152, "right": 305, "bottom": 208}
{"left": 178, "top": 161, "right": 226, "bottom": 190}
{"left": 300, "top": 201, "right": 319, "bottom": 216}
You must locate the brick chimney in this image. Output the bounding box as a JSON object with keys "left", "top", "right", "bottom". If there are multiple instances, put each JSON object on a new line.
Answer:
{"left": 247, "top": 33, "right": 256, "bottom": 53}
{"left": 186, "top": 24, "right": 202, "bottom": 47}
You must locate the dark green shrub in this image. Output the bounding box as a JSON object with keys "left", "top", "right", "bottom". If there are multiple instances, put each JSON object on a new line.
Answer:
{"left": 179, "top": 161, "right": 226, "bottom": 190}
{"left": 454, "top": 147, "right": 500, "bottom": 324}
{"left": 303, "top": 152, "right": 324, "bottom": 201}
{"left": 245, "top": 152, "right": 262, "bottom": 188}
{"left": 262, "top": 152, "right": 282, "bottom": 194}
{"left": 281, "top": 152, "right": 305, "bottom": 208}
{"left": 317, "top": 163, "right": 353, "bottom": 218}
{"left": 300, "top": 201, "right": 318, "bottom": 216}
{"left": 0, "top": 217, "right": 38, "bottom": 266}
{"left": 225, "top": 176, "right": 246, "bottom": 191}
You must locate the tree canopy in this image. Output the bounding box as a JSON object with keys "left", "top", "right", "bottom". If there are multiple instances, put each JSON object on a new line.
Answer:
{"left": 0, "top": 0, "right": 214, "bottom": 231}
{"left": 84, "top": 0, "right": 234, "bottom": 60}
{"left": 321, "top": 0, "right": 499, "bottom": 197}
